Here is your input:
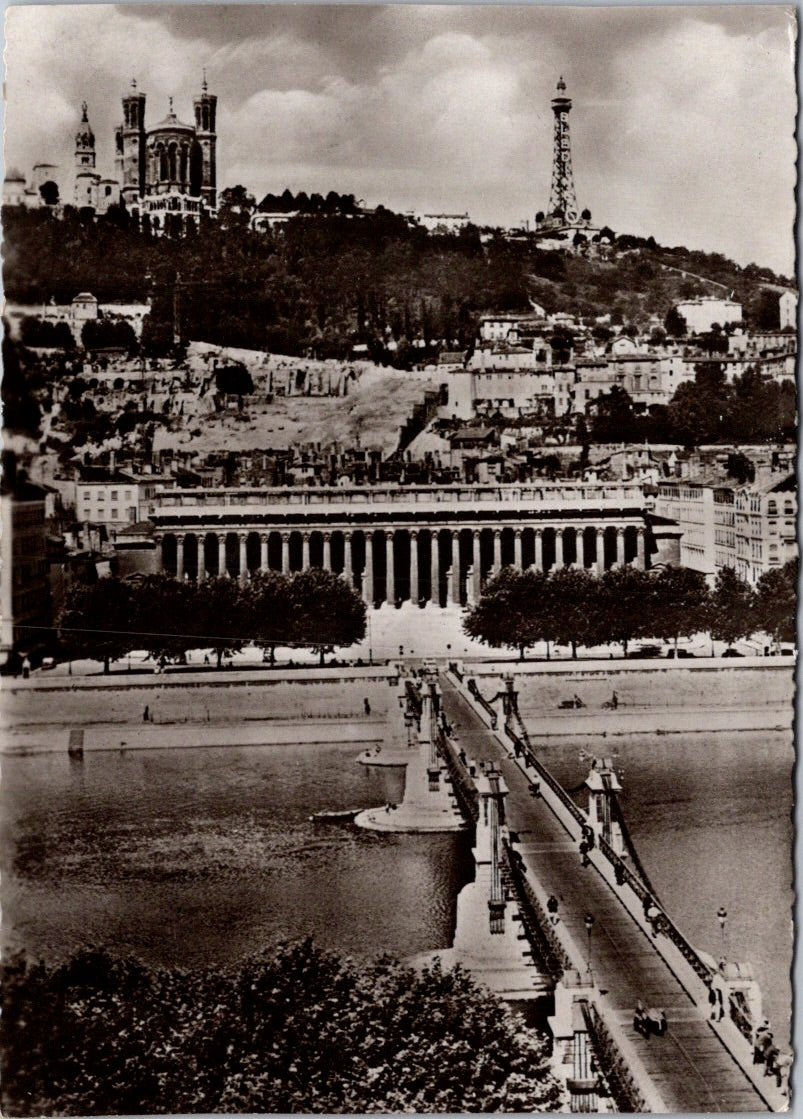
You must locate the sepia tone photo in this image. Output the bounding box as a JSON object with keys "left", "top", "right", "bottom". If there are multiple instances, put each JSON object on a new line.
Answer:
{"left": 0, "top": 3, "right": 797, "bottom": 1113}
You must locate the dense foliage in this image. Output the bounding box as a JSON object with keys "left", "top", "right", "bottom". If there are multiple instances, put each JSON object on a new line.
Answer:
{"left": 3, "top": 199, "right": 792, "bottom": 365}
{"left": 464, "top": 562, "right": 795, "bottom": 657}
{"left": 587, "top": 369, "right": 796, "bottom": 447}
{"left": 58, "top": 570, "right": 366, "bottom": 670}
{"left": 0, "top": 940, "right": 562, "bottom": 1116}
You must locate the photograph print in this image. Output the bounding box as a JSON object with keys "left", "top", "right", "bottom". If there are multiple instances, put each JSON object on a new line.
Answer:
{"left": 0, "top": 3, "right": 797, "bottom": 1114}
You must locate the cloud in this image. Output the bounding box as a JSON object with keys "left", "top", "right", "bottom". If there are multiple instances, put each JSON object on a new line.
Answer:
{"left": 3, "top": 4, "right": 796, "bottom": 274}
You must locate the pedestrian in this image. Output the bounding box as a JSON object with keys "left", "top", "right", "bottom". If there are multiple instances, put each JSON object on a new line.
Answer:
{"left": 364, "top": 697, "right": 371, "bottom": 716}
{"left": 143, "top": 705, "right": 150, "bottom": 722}
{"left": 633, "top": 1000, "right": 647, "bottom": 1036}
{"left": 204, "top": 653, "right": 210, "bottom": 665}
{"left": 646, "top": 904, "right": 661, "bottom": 937}
{"left": 612, "top": 690, "right": 619, "bottom": 709}
{"left": 579, "top": 840, "right": 590, "bottom": 867}
{"left": 754, "top": 1019, "right": 771, "bottom": 1064}
{"left": 656, "top": 1009, "right": 667, "bottom": 1036}
{"left": 547, "top": 895, "right": 559, "bottom": 925}
{"left": 764, "top": 1043, "right": 780, "bottom": 1080}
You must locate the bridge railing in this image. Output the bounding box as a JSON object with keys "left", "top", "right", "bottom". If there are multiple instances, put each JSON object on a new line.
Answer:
{"left": 467, "top": 679, "right": 498, "bottom": 729}
{"left": 501, "top": 838, "right": 570, "bottom": 980}
{"left": 578, "top": 1000, "right": 649, "bottom": 1114}
{"left": 435, "top": 729, "right": 479, "bottom": 823}
{"left": 504, "top": 721, "right": 586, "bottom": 828}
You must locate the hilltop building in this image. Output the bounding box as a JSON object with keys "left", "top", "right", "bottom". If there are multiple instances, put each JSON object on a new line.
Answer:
{"left": 778, "top": 290, "right": 797, "bottom": 330}
{"left": 674, "top": 296, "right": 742, "bottom": 335}
{"left": 115, "top": 75, "right": 218, "bottom": 231}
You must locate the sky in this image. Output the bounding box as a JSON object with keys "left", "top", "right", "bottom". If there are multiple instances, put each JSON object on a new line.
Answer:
{"left": 3, "top": 3, "right": 797, "bottom": 275}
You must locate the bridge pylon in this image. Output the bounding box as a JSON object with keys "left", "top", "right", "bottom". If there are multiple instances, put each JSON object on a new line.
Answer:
{"left": 585, "top": 757, "right": 625, "bottom": 857}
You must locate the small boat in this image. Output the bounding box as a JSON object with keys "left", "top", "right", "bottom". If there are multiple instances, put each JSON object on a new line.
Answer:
{"left": 309, "top": 808, "right": 363, "bottom": 823}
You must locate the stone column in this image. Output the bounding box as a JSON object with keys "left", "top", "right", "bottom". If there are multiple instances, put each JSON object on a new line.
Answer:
{"left": 239, "top": 532, "right": 248, "bottom": 583}
{"left": 555, "top": 527, "right": 564, "bottom": 569}
{"left": 323, "top": 532, "right": 331, "bottom": 571}
{"left": 344, "top": 532, "right": 353, "bottom": 585}
{"left": 410, "top": 531, "right": 419, "bottom": 604}
{"left": 577, "top": 528, "right": 586, "bottom": 570}
{"left": 430, "top": 531, "right": 440, "bottom": 606}
{"left": 514, "top": 528, "right": 523, "bottom": 569}
{"left": 472, "top": 530, "right": 482, "bottom": 600}
{"left": 175, "top": 533, "right": 185, "bottom": 582}
{"left": 197, "top": 535, "right": 206, "bottom": 582}
{"left": 616, "top": 527, "right": 626, "bottom": 567}
{"left": 364, "top": 533, "right": 375, "bottom": 603}
{"left": 636, "top": 527, "right": 646, "bottom": 570}
{"left": 302, "top": 532, "right": 311, "bottom": 570}
{"left": 385, "top": 530, "right": 395, "bottom": 605}
{"left": 281, "top": 532, "right": 290, "bottom": 575}
{"left": 534, "top": 529, "right": 543, "bottom": 571}
{"left": 493, "top": 529, "right": 502, "bottom": 572}
{"left": 451, "top": 531, "right": 461, "bottom": 604}
{"left": 260, "top": 533, "right": 269, "bottom": 571}
{"left": 596, "top": 528, "right": 606, "bottom": 576}
{"left": 217, "top": 532, "right": 226, "bottom": 578}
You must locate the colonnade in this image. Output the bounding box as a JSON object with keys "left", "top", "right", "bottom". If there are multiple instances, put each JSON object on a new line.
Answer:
{"left": 158, "top": 522, "right": 648, "bottom": 607}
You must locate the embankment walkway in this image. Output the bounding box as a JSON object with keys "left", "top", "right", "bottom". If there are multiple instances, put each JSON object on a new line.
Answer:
{"left": 439, "top": 674, "right": 774, "bottom": 1113}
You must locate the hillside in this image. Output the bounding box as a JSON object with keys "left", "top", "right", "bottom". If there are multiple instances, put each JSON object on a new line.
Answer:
{"left": 2, "top": 201, "right": 794, "bottom": 365}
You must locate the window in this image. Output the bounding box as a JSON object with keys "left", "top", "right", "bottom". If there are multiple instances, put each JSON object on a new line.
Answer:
{"left": 111, "top": 508, "right": 118, "bottom": 520}
{"left": 767, "top": 500, "right": 777, "bottom": 515}
{"left": 111, "top": 490, "right": 118, "bottom": 501}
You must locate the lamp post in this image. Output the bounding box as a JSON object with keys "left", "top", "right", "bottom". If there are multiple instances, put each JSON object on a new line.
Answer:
{"left": 717, "top": 906, "right": 728, "bottom": 957}
{"left": 584, "top": 912, "right": 596, "bottom": 983}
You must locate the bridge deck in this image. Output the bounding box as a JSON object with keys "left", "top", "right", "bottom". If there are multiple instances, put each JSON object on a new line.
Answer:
{"left": 439, "top": 675, "right": 770, "bottom": 1113}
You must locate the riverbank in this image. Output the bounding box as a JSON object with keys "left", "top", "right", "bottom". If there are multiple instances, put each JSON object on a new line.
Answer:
{"left": 2, "top": 716, "right": 386, "bottom": 756}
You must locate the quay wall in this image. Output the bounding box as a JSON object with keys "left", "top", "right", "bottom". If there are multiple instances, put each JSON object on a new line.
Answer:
{"left": 2, "top": 669, "right": 396, "bottom": 730}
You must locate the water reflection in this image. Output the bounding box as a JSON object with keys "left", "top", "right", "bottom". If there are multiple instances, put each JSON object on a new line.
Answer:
{"left": 1, "top": 742, "right": 474, "bottom": 969}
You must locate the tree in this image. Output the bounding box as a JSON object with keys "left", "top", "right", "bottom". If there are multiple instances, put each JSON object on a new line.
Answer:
{"left": 544, "top": 567, "right": 598, "bottom": 658}
{"left": 709, "top": 566, "right": 755, "bottom": 650}
{"left": 464, "top": 567, "right": 544, "bottom": 660}
{"left": 754, "top": 559, "right": 796, "bottom": 645}
{"left": 58, "top": 576, "right": 136, "bottom": 673}
{"left": 0, "top": 941, "right": 562, "bottom": 1116}
{"left": 215, "top": 363, "right": 254, "bottom": 401}
{"left": 129, "top": 574, "right": 197, "bottom": 662}
{"left": 81, "top": 318, "right": 137, "bottom": 351}
{"left": 247, "top": 570, "right": 292, "bottom": 662}
{"left": 194, "top": 577, "right": 247, "bottom": 668}
{"left": 649, "top": 566, "right": 710, "bottom": 651}
{"left": 288, "top": 568, "right": 366, "bottom": 664}
{"left": 588, "top": 385, "right": 638, "bottom": 444}
{"left": 596, "top": 566, "right": 653, "bottom": 655}
{"left": 664, "top": 307, "right": 687, "bottom": 337}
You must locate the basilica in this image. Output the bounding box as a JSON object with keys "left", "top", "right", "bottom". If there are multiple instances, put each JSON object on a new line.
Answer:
{"left": 5, "top": 75, "right": 218, "bottom": 232}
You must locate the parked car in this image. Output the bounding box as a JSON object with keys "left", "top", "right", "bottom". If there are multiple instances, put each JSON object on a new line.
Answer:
{"left": 722, "top": 647, "right": 744, "bottom": 658}
{"left": 666, "top": 648, "right": 695, "bottom": 658}
{"left": 627, "top": 644, "right": 663, "bottom": 659}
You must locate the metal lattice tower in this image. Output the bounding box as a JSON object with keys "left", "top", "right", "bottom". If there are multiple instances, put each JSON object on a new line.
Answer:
{"left": 547, "top": 76, "right": 579, "bottom": 224}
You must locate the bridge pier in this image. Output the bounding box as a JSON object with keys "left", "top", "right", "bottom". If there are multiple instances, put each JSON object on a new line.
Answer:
{"left": 354, "top": 668, "right": 464, "bottom": 833}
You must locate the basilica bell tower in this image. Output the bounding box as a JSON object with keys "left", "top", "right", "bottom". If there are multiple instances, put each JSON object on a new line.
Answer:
{"left": 193, "top": 71, "right": 217, "bottom": 211}
{"left": 115, "top": 78, "right": 147, "bottom": 207}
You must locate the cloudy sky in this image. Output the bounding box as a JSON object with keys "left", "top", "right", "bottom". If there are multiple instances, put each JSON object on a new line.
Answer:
{"left": 4, "top": 4, "right": 797, "bottom": 274}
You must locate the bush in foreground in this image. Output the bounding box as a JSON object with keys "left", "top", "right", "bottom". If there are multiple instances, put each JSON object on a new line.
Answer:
{"left": 1, "top": 940, "right": 562, "bottom": 1115}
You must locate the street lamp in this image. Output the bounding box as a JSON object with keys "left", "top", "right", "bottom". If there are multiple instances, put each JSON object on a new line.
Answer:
{"left": 717, "top": 906, "right": 728, "bottom": 957}
{"left": 584, "top": 913, "right": 596, "bottom": 982}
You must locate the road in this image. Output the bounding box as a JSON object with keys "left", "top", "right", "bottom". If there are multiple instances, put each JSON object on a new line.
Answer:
{"left": 439, "top": 674, "right": 772, "bottom": 1112}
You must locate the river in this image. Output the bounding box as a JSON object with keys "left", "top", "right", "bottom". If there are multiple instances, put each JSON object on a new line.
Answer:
{"left": 0, "top": 727, "right": 792, "bottom": 1044}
